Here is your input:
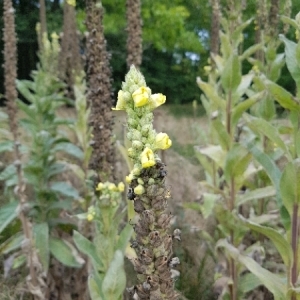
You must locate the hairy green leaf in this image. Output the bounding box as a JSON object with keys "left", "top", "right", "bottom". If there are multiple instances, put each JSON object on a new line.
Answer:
{"left": 49, "top": 237, "right": 84, "bottom": 268}
{"left": 0, "top": 201, "right": 18, "bottom": 234}
{"left": 33, "top": 223, "right": 49, "bottom": 272}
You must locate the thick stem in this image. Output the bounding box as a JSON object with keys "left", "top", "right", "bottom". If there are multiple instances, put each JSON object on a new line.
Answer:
{"left": 291, "top": 204, "right": 299, "bottom": 300}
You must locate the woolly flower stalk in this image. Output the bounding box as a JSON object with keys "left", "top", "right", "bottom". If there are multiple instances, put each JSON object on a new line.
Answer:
{"left": 115, "top": 66, "right": 180, "bottom": 299}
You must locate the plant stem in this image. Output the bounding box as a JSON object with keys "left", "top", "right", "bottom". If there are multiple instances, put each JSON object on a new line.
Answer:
{"left": 291, "top": 204, "right": 298, "bottom": 300}
{"left": 229, "top": 177, "right": 238, "bottom": 300}
{"left": 226, "top": 89, "right": 232, "bottom": 142}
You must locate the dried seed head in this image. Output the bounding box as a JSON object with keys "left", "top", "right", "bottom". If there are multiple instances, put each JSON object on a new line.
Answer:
{"left": 134, "top": 198, "right": 145, "bottom": 213}
{"left": 140, "top": 248, "right": 154, "bottom": 265}
{"left": 169, "top": 257, "right": 180, "bottom": 268}
{"left": 157, "top": 213, "right": 172, "bottom": 229}
{"left": 173, "top": 228, "right": 181, "bottom": 241}
{"left": 149, "top": 231, "right": 162, "bottom": 247}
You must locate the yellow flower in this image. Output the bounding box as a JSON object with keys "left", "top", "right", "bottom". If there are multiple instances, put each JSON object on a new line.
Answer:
{"left": 96, "top": 182, "right": 104, "bottom": 191}
{"left": 134, "top": 184, "right": 145, "bottom": 195}
{"left": 149, "top": 93, "right": 166, "bottom": 109}
{"left": 51, "top": 32, "right": 59, "bottom": 40}
{"left": 67, "top": 0, "right": 76, "bottom": 6}
{"left": 108, "top": 183, "right": 117, "bottom": 191}
{"left": 112, "top": 90, "right": 126, "bottom": 110}
{"left": 126, "top": 172, "right": 135, "bottom": 183}
{"left": 140, "top": 147, "right": 155, "bottom": 168}
{"left": 155, "top": 133, "right": 172, "bottom": 150}
{"left": 132, "top": 87, "right": 150, "bottom": 107}
{"left": 118, "top": 182, "right": 125, "bottom": 192}
{"left": 87, "top": 213, "right": 94, "bottom": 221}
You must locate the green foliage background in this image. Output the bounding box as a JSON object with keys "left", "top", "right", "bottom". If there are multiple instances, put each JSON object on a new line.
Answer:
{"left": 1, "top": 0, "right": 300, "bottom": 105}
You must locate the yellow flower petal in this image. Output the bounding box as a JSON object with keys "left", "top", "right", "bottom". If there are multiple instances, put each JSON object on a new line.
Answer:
{"left": 112, "top": 90, "right": 126, "bottom": 110}
{"left": 87, "top": 213, "right": 94, "bottom": 221}
{"left": 140, "top": 147, "right": 155, "bottom": 168}
{"left": 155, "top": 132, "right": 172, "bottom": 150}
{"left": 118, "top": 182, "right": 125, "bottom": 192}
{"left": 149, "top": 93, "right": 166, "bottom": 109}
{"left": 132, "top": 87, "right": 150, "bottom": 107}
{"left": 96, "top": 182, "right": 104, "bottom": 191}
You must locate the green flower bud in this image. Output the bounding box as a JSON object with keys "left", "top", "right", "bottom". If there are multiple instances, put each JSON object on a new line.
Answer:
{"left": 148, "top": 178, "right": 155, "bottom": 185}
{"left": 132, "top": 166, "right": 141, "bottom": 176}
{"left": 128, "top": 147, "right": 135, "bottom": 158}
{"left": 137, "top": 178, "right": 144, "bottom": 185}
{"left": 129, "top": 84, "right": 140, "bottom": 94}
{"left": 132, "top": 140, "right": 144, "bottom": 150}
{"left": 134, "top": 184, "right": 145, "bottom": 195}
{"left": 123, "top": 91, "right": 132, "bottom": 101}
{"left": 131, "top": 129, "right": 142, "bottom": 140}
{"left": 141, "top": 124, "right": 152, "bottom": 136}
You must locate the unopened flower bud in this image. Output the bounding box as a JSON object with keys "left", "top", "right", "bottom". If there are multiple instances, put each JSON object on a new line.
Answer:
{"left": 132, "top": 86, "right": 151, "bottom": 107}
{"left": 134, "top": 185, "right": 145, "bottom": 195}
{"left": 138, "top": 178, "right": 144, "bottom": 185}
{"left": 155, "top": 132, "right": 172, "bottom": 150}
{"left": 132, "top": 140, "right": 144, "bottom": 150}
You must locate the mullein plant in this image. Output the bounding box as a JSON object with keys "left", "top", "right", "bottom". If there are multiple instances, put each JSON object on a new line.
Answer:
{"left": 126, "top": 0, "right": 143, "bottom": 68}
{"left": 74, "top": 180, "right": 133, "bottom": 300}
{"left": 59, "top": 0, "right": 83, "bottom": 98}
{"left": 113, "top": 65, "right": 181, "bottom": 300}
{"left": 85, "top": 0, "right": 115, "bottom": 181}
{"left": 1, "top": 0, "right": 47, "bottom": 298}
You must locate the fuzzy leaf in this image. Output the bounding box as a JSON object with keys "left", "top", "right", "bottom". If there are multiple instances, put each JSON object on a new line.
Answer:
{"left": 50, "top": 181, "right": 79, "bottom": 199}
{"left": 0, "top": 201, "right": 18, "bottom": 234}
{"left": 73, "top": 230, "right": 104, "bottom": 271}
{"left": 0, "top": 164, "right": 16, "bottom": 181}
{"left": 246, "top": 141, "right": 282, "bottom": 207}
{"left": 0, "top": 233, "right": 23, "bottom": 255}
{"left": 33, "top": 223, "right": 49, "bottom": 272}
{"left": 116, "top": 224, "right": 134, "bottom": 254}
{"left": 224, "top": 143, "right": 251, "bottom": 182}
{"left": 212, "top": 118, "right": 230, "bottom": 150}
{"left": 280, "top": 35, "right": 300, "bottom": 88}
{"left": 239, "top": 272, "right": 262, "bottom": 294}
{"left": 232, "top": 91, "right": 264, "bottom": 127}
{"left": 280, "top": 161, "right": 300, "bottom": 216}
{"left": 237, "top": 186, "right": 276, "bottom": 206}
{"left": 266, "top": 81, "right": 300, "bottom": 112}
{"left": 240, "top": 217, "right": 292, "bottom": 267}
{"left": 197, "top": 78, "right": 226, "bottom": 110}
{"left": 88, "top": 275, "right": 104, "bottom": 300}
{"left": 216, "top": 239, "right": 286, "bottom": 299}
{"left": 102, "top": 250, "right": 126, "bottom": 300}
{"left": 49, "top": 237, "right": 84, "bottom": 268}
{"left": 221, "top": 54, "right": 241, "bottom": 92}
{"left": 0, "top": 141, "right": 14, "bottom": 153}
{"left": 246, "top": 117, "right": 291, "bottom": 160}
{"left": 54, "top": 142, "right": 84, "bottom": 160}
{"left": 197, "top": 145, "right": 226, "bottom": 169}
{"left": 16, "top": 80, "right": 36, "bottom": 103}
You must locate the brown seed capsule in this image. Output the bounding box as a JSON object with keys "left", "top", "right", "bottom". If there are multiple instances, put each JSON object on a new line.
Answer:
{"left": 130, "top": 258, "right": 146, "bottom": 274}
{"left": 134, "top": 198, "right": 145, "bottom": 213}
{"left": 163, "top": 234, "right": 173, "bottom": 255}
{"left": 157, "top": 213, "right": 172, "bottom": 229}
{"left": 140, "top": 248, "right": 154, "bottom": 265}
{"left": 149, "top": 231, "right": 162, "bottom": 247}
{"left": 154, "top": 256, "right": 168, "bottom": 272}
{"left": 142, "top": 210, "right": 155, "bottom": 230}
{"left": 135, "top": 283, "right": 150, "bottom": 299}
{"left": 151, "top": 195, "right": 167, "bottom": 211}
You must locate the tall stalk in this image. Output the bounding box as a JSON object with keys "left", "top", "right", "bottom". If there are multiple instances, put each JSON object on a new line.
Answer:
{"left": 3, "top": 0, "right": 46, "bottom": 298}
{"left": 85, "top": 0, "right": 115, "bottom": 181}
{"left": 126, "top": 0, "right": 143, "bottom": 69}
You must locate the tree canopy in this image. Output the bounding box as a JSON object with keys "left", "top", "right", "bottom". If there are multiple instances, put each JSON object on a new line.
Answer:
{"left": 1, "top": 0, "right": 300, "bottom": 104}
